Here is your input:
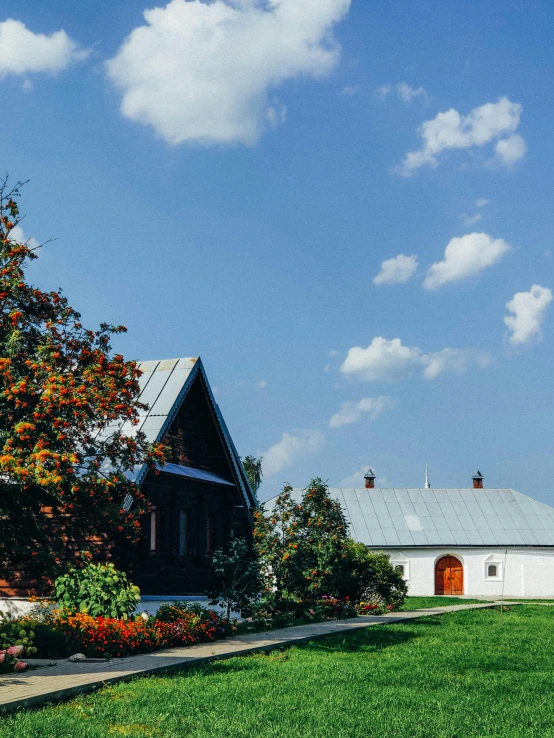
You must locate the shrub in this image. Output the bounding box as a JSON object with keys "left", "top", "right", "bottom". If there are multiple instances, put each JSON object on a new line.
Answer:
{"left": 254, "top": 478, "right": 351, "bottom": 603}
{"left": 30, "top": 623, "right": 73, "bottom": 659}
{"left": 54, "top": 562, "right": 140, "bottom": 619}
{"left": 0, "top": 613, "right": 36, "bottom": 657}
{"left": 208, "top": 537, "right": 262, "bottom": 618}
{"left": 336, "top": 541, "right": 407, "bottom": 610}
{"left": 156, "top": 602, "right": 235, "bottom": 640}
{"left": 0, "top": 611, "right": 36, "bottom": 672}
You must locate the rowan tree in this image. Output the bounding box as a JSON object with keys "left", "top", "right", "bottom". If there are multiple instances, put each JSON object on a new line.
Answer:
{"left": 0, "top": 178, "right": 165, "bottom": 591}
{"left": 253, "top": 478, "right": 350, "bottom": 602}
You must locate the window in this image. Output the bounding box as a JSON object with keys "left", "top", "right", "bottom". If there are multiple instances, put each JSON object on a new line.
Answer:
{"left": 206, "top": 515, "right": 214, "bottom": 555}
{"left": 150, "top": 508, "right": 158, "bottom": 552}
{"left": 484, "top": 557, "right": 502, "bottom": 581}
{"left": 178, "top": 510, "right": 187, "bottom": 556}
{"left": 390, "top": 554, "right": 409, "bottom": 580}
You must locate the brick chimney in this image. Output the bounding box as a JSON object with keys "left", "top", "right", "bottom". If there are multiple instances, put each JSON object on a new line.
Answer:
{"left": 472, "top": 470, "right": 484, "bottom": 489}
{"left": 364, "top": 469, "right": 376, "bottom": 489}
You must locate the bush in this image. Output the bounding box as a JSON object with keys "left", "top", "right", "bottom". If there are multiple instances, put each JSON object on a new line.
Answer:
{"left": 254, "top": 479, "right": 351, "bottom": 603}
{"left": 0, "top": 611, "right": 36, "bottom": 672}
{"left": 30, "top": 623, "right": 73, "bottom": 659}
{"left": 156, "top": 602, "right": 235, "bottom": 640}
{"left": 336, "top": 541, "right": 407, "bottom": 611}
{"left": 54, "top": 562, "right": 141, "bottom": 619}
{"left": 209, "top": 537, "right": 262, "bottom": 618}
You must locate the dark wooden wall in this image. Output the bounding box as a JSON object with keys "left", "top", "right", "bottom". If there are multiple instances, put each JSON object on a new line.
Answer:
{"left": 129, "top": 473, "right": 251, "bottom": 595}
{"left": 128, "top": 375, "right": 253, "bottom": 595}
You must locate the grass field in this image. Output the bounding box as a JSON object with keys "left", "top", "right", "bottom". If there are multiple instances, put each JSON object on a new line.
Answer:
{"left": 400, "top": 596, "right": 490, "bottom": 610}
{"left": 2, "top": 605, "right": 553, "bottom": 737}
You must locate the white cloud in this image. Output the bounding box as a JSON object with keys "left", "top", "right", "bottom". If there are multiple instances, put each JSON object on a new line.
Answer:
{"left": 256, "top": 379, "right": 268, "bottom": 389}
{"left": 504, "top": 284, "right": 552, "bottom": 346}
{"left": 8, "top": 224, "right": 39, "bottom": 249}
{"left": 494, "top": 133, "right": 527, "bottom": 165}
{"left": 397, "top": 97, "right": 524, "bottom": 176}
{"left": 461, "top": 213, "right": 483, "bottom": 226}
{"left": 423, "top": 232, "right": 510, "bottom": 290}
{"left": 341, "top": 84, "right": 359, "bottom": 96}
{"left": 339, "top": 466, "right": 387, "bottom": 488}
{"left": 262, "top": 429, "right": 325, "bottom": 478}
{"left": 476, "top": 198, "right": 490, "bottom": 208}
{"left": 0, "top": 19, "right": 85, "bottom": 78}
{"left": 106, "top": 0, "right": 350, "bottom": 146}
{"left": 341, "top": 337, "right": 423, "bottom": 382}
{"left": 373, "top": 254, "right": 418, "bottom": 285}
{"left": 376, "top": 84, "right": 392, "bottom": 98}
{"left": 421, "top": 348, "right": 491, "bottom": 379}
{"left": 377, "top": 82, "right": 426, "bottom": 103}
{"left": 396, "top": 82, "right": 427, "bottom": 103}
{"left": 329, "top": 395, "right": 394, "bottom": 428}
{"left": 340, "top": 336, "right": 490, "bottom": 382}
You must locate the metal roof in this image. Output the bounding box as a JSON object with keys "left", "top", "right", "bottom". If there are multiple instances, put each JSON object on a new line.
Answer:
{"left": 100, "top": 358, "right": 257, "bottom": 512}
{"left": 155, "top": 462, "right": 234, "bottom": 487}
{"left": 266, "top": 488, "right": 554, "bottom": 547}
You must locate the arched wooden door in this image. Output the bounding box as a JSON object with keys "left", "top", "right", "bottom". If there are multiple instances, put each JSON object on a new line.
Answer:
{"left": 434, "top": 555, "right": 463, "bottom": 595}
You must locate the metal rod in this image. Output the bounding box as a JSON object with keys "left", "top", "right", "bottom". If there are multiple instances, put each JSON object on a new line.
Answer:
{"left": 500, "top": 548, "right": 508, "bottom": 626}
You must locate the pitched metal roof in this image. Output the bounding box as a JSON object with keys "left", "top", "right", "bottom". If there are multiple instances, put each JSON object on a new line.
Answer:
{"left": 102, "top": 357, "right": 257, "bottom": 512}
{"left": 266, "top": 488, "right": 554, "bottom": 547}
{"left": 155, "top": 462, "right": 235, "bottom": 487}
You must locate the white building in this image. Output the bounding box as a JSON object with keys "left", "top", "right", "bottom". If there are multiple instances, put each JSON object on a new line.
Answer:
{"left": 277, "top": 471, "right": 554, "bottom": 598}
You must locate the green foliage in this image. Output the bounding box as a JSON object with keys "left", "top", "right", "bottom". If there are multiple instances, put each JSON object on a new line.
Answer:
{"left": 242, "top": 455, "right": 263, "bottom": 494}
{"left": 54, "top": 561, "right": 140, "bottom": 619}
{"left": 336, "top": 541, "right": 407, "bottom": 609}
{"left": 28, "top": 623, "right": 72, "bottom": 659}
{"left": 254, "top": 478, "right": 351, "bottom": 602}
{"left": 0, "top": 612, "right": 36, "bottom": 656}
{"left": 254, "top": 479, "right": 406, "bottom": 609}
{"left": 208, "top": 537, "right": 262, "bottom": 618}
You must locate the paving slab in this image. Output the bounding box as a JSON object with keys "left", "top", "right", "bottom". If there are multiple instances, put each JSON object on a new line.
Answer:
{"left": 0, "top": 601, "right": 519, "bottom": 715}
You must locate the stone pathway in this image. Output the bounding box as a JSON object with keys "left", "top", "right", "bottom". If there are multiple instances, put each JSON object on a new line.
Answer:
{"left": 0, "top": 601, "right": 517, "bottom": 715}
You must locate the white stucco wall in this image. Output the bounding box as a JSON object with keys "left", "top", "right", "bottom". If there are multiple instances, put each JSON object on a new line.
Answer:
{"left": 381, "top": 547, "right": 554, "bottom": 597}
{"left": 0, "top": 595, "right": 238, "bottom": 619}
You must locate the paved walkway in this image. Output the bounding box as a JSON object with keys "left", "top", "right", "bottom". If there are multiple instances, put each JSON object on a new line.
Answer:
{"left": 0, "top": 601, "right": 517, "bottom": 715}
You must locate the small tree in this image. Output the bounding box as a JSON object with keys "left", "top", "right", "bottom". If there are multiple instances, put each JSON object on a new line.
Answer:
{"left": 208, "top": 537, "right": 262, "bottom": 619}
{"left": 254, "top": 478, "right": 351, "bottom": 602}
{"left": 242, "top": 455, "right": 263, "bottom": 494}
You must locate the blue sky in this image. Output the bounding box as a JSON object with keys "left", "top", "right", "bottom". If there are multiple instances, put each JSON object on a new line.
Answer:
{"left": 1, "top": 0, "right": 553, "bottom": 502}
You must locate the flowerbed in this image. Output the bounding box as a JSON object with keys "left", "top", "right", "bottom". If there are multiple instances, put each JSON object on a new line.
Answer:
{"left": 19, "top": 602, "right": 236, "bottom": 659}
{"left": 9, "top": 595, "right": 397, "bottom": 661}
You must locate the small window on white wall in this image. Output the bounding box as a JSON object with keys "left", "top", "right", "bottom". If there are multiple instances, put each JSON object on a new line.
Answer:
{"left": 484, "top": 555, "right": 502, "bottom": 581}
{"left": 390, "top": 553, "right": 409, "bottom": 580}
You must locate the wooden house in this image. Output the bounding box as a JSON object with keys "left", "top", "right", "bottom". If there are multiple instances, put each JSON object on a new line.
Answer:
{"left": 0, "top": 357, "right": 257, "bottom": 611}
{"left": 120, "top": 357, "right": 258, "bottom": 595}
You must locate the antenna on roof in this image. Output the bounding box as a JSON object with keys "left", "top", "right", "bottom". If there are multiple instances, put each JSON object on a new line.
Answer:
{"left": 424, "top": 463, "right": 431, "bottom": 489}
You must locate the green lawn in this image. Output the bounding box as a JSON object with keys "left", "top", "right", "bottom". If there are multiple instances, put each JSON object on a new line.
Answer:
{"left": 400, "top": 596, "right": 491, "bottom": 610}
{"left": 2, "top": 605, "right": 554, "bottom": 737}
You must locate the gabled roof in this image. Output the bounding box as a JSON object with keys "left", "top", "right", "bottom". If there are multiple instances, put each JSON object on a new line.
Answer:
{"left": 266, "top": 487, "right": 554, "bottom": 547}
{"left": 105, "top": 357, "right": 257, "bottom": 512}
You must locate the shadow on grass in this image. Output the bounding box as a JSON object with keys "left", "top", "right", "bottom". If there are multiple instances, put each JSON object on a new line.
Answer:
{"left": 303, "top": 627, "right": 419, "bottom": 654}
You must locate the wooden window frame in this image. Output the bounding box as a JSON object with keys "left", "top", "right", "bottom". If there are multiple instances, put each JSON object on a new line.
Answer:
{"left": 149, "top": 507, "right": 159, "bottom": 553}
{"left": 178, "top": 510, "right": 187, "bottom": 557}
